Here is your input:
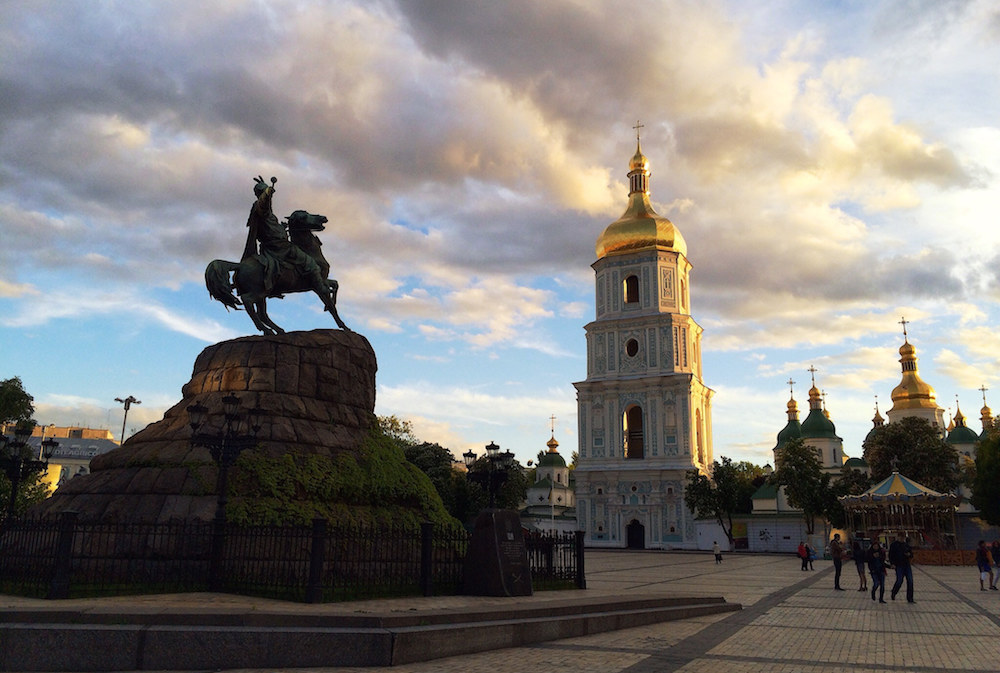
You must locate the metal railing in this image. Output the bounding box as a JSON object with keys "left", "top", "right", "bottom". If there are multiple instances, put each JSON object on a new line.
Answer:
{"left": 0, "top": 513, "right": 583, "bottom": 601}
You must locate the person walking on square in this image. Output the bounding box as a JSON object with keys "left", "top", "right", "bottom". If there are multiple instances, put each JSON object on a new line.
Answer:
{"left": 806, "top": 542, "right": 816, "bottom": 570}
{"left": 866, "top": 539, "right": 888, "bottom": 603}
{"left": 976, "top": 540, "right": 996, "bottom": 591}
{"left": 797, "top": 541, "right": 809, "bottom": 571}
{"left": 713, "top": 541, "right": 723, "bottom": 564}
{"left": 888, "top": 534, "right": 915, "bottom": 602}
{"left": 830, "top": 533, "right": 846, "bottom": 591}
{"left": 852, "top": 537, "right": 867, "bottom": 591}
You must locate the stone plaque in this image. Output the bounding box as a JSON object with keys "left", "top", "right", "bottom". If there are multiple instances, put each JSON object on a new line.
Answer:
{"left": 462, "top": 509, "right": 533, "bottom": 597}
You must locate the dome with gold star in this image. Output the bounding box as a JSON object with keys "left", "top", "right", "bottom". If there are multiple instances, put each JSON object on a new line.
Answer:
{"left": 595, "top": 139, "right": 687, "bottom": 259}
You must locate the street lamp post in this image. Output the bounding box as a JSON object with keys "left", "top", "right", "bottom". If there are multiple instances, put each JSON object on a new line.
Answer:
{"left": 187, "top": 394, "right": 264, "bottom": 593}
{"left": 114, "top": 395, "right": 141, "bottom": 445}
{"left": 1, "top": 421, "right": 58, "bottom": 528}
{"left": 463, "top": 441, "right": 509, "bottom": 509}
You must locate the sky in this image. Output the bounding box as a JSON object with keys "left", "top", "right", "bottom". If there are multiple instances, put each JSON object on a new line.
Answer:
{"left": 2, "top": 0, "right": 999, "bottom": 470}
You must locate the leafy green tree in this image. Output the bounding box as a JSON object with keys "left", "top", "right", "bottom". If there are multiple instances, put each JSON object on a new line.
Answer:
{"left": 1, "top": 380, "right": 48, "bottom": 518}
{"left": 0, "top": 377, "right": 35, "bottom": 425}
{"left": 971, "top": 431, "right": 1000, "bottom": 525}
{"left": 684, "top": 457, "right": 767, "bottom": 547}
{"left": 862, "top": 416, "right": 959, "bottom": 493}
{"left": 466, "top": 452, "right": 530, "bottom": 513}
{"left": 376, "top": 415, "right": 418, "bottom": 447}
{"left": 404, "top": 442, "right": 462, "bottom": 516}
{"left": 771, "top": 438, "right": 829, "bottom": 535}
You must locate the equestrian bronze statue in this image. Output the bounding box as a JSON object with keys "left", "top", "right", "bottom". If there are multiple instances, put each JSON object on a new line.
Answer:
{"left": 205, "top": 176, "right": 348, "bottom": 335}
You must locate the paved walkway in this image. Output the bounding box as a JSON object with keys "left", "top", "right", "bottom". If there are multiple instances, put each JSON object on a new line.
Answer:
{"left": 232, "top": 550, "right": 998, "bottom": 673}
{"left": 6, "top": 550, "right": 999, "bottom": 672}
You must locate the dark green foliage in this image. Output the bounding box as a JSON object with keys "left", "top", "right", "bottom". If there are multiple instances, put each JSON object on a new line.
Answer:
{"left": 227, "top": 422, "right": 462, "bottom": 532}
{"left": 684, "top": 457, "right": 767, "bottom": 545}
{"left": 971, "top": 431, "right": 1000, "bottom": 526}
{"left": 770, "top": 438, "right": 829, "bottom": 535}
{"left": 862, "top": 416, "right": 959, "bottom": 493}
{"left": 0, "top": 377, "right": 34, "bottom": 425}
{"left": 466, "top": 453, "right": 530, "bottom": 513}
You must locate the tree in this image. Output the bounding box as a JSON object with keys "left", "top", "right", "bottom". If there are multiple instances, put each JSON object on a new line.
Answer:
{"left": 971, "top": 431, "right": 1000, "bottom": 526}
{"left": 862, "top": 416, "right": 959, "bottom": 493}
{"left": 821, "top": 464, "right": 873, "bottom": 530}
{"left": 404, "top": 442, "right": 463, "bottom": 518}
{"left": 466, "top": 453, "right": 530, "bottom": 513}
{"left": 0, "top": 380, "right": 47, "bottom": 518}
{"left": 0, "top": 377, "right": 34, "bottom": 426}
{"left": 684, "top": 457, "right": 767, "bottom": 547}
{"left": 376, "top": 415, "right": 418, "bottom": 447}
{"left": 770, "top": 438, "right": 829, "bottom": 535}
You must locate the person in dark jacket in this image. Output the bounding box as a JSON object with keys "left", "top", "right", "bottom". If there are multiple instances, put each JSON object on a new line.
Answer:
{"left": 888, "top": 534, "right": 914, "bottom": 602}
{"left": 866, "top": 539, "right": 888, "bottom": 603}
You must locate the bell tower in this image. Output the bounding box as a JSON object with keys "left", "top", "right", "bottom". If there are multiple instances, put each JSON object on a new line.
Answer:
{"left": 574, "top": 131, "right": 713, "bottom": 550}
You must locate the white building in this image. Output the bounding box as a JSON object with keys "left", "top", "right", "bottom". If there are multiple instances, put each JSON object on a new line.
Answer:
{"left": 574, "top": 138, "right": 713, "bottom": 549}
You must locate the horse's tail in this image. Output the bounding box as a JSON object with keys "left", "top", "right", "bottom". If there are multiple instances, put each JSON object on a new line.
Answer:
{"left": 205, "top": 259, "right": 242, "bottom": 311}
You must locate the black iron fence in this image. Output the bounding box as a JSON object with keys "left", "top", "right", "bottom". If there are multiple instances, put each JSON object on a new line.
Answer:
{"left": 0, "top": 513, "right": 584, "bottom": 602}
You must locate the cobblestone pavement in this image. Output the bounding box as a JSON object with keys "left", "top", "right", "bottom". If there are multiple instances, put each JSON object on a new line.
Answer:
{"left": 219, "top": 550, "right": 1000, "bottom": 673}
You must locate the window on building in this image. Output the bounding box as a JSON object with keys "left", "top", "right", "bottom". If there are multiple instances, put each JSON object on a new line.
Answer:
{"left": 624, "top": 405, "right": 644, "bottom": 459}
{"left": 625, "top": 338, "right": 639, "bottom": 357}
{"left": 623, "top": 274, "right": 639, "bottom": 304}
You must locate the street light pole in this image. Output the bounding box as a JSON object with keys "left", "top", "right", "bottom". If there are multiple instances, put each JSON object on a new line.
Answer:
{"left": 187, "top": 394, "right": 264, "bottom": 593}
{"left": 114, "top": 396, "right": 141, "bottom": 445}
{"left": 1, "top": 421, "right": 58, "bottom": 529}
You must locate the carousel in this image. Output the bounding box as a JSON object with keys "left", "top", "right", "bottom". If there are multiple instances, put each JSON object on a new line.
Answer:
{"left": 840, "top": 471, "right": 964, "bottom": 564}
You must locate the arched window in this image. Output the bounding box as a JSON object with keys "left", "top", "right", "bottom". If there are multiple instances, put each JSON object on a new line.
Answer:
{"left": 696, "top": 408, "right": 704, "bottom": 465}
{"left": 623, "top": 275, "right": 639, "bottom": 304}
{"left": 624, "top": 405, "right": 644, "bottom": 459}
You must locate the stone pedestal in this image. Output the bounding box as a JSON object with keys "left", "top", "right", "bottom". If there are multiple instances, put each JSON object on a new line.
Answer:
{"left": 32, "top": 330, "right": 377, "bottom": 523}
{"left": 461, "top": 509, "right": 533, "bottom": 596}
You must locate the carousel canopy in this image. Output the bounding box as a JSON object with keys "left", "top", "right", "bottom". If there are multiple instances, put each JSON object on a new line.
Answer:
{"left": 840, "top": 471, "right": 960, "bottom": 507}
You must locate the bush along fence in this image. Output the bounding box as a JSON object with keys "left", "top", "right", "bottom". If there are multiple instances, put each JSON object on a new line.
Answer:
{"left": 0, "top": 512, "right": 585, "bottom": 602}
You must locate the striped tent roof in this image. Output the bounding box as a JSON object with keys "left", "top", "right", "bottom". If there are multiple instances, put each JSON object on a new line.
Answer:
{"left": 839, "top": 471, "right": 960, "bottom": 507}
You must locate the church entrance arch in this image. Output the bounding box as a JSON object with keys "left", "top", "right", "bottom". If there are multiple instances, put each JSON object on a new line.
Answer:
{"left": 626, "top": 519, "right": 645, "bottom": 549}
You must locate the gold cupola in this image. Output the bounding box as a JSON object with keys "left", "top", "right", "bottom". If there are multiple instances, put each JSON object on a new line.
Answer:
{"left": 595, "top": 135, "right": 687, "bottom": 259}
{"left": 889, "top": 336, "right": 938, "bottom": 412}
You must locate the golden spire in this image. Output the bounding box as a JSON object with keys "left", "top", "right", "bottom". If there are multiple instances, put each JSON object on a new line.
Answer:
{"left": 595, "top": 122, "right": 687, "bottom": 259}
{"left": 872, "top": 396, "right": 884, "bottom": 426}
{"left": 546, "top": 414, "right": 559, "bottom": 452}
{"left": 980, "top": 384, "right": 992, "bottom": 430}
{"left": 786, "top": 378, "right": 799, "bottom": 420}
{"left": 889, "top": 318, "right": 938, "bottom": 412}
{"left": 807, "top": 366, "right": 822, "bottom": 410}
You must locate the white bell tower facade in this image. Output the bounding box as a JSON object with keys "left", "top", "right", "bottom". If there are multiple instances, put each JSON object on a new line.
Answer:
{"left": 574, "top": 136, "right": 713, "bottom": 549}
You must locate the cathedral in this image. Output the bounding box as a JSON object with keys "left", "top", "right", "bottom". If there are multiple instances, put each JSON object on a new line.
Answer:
{"left": 573, "top": 137, "right": 713, "bottom": 550}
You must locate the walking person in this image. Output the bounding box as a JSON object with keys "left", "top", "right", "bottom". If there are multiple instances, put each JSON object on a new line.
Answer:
{"left": 852, "top": 537, "right": 868, "bottom": 592}
{"left": 888, "top": 534, "right": 915, "bottom": 603}
{"left": 866, "top": 539, "right": 888, "bottom": 603}
{"left": 830, "top": 533, "right": 846, "bottom": 591}
{"left": 806, "top": 543, "right": 816, "bottom": 570}
{"left": 712, "top": 540, "right": 723, "bottom": 564}
{"left": 976, "top": 540, "right": 996, "bottom": 591}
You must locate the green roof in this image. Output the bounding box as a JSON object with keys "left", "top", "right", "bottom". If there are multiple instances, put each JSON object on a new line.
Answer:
{"left": 752, "top": 483, "right": 779, "bottom": 499}
{"left": 844, "top": 456, "right": 868, "bottom": 468}
{"left": 800, "top": 408, "right": 840, "bottom": 439}
{"left": 537, "top": 451, "right": 566, "bottom": 468}
{"left": 947, "top": 425, "right": 979, "bottom": 445}
{"left": 775, "top": 420, "right": 801, "bottom": 449}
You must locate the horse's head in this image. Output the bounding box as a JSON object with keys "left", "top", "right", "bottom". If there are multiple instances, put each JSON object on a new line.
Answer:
{"left": 286, "top": 210, "right": 328, "bottom": 232}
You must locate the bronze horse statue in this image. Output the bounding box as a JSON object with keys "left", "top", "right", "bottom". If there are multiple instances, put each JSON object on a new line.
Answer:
{"left": 205, "top": 210, "right": 348, "bottom": 335}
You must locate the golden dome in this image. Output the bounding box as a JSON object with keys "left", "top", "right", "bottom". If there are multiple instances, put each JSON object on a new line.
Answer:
{"left": 546, "top": 434, "right": 559, "bottom": 452}
{"left": 595, "top": 140, "right": 687, "bottom": 259}
{"left": 889, "top": 339, "right": 938, "bottom": 411}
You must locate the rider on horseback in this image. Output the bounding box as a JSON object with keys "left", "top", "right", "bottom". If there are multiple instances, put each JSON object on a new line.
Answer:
{"left": 243, "top": 176, "right": 328, "bottom": 295}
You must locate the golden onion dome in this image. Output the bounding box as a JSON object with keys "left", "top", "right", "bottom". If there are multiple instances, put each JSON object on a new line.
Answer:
{"left": 889, "top": 339, "right": 938, "bottom": 411}
{"left": 546, "top": 434, "right": 559, "bottom": 452}
{"left": 595, "top": 139, "right": 687, "bottom": 259}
